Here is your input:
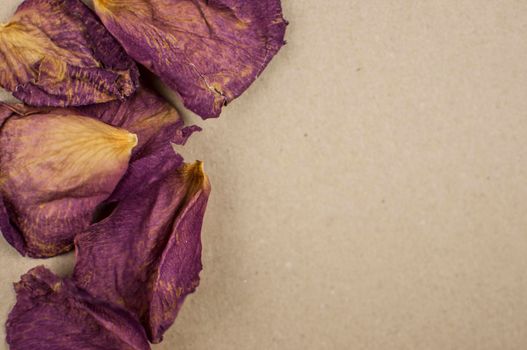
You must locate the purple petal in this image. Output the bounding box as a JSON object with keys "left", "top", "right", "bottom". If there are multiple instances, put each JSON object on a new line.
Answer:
{"left": 0, "top": 0, "right": 139, "bottom": 107}
{"left": 93, "top": 0, "right": 287, "bottom": 118}
{"left": 74, "top": 161, "right": 211, "bottom": 343}
{"left": 0, "top": 87, "right": 199, "bottom": 257}
{"left": 6, "top": 266, "right": 151, "bottom": 350}
{"left": 74, "top": 85, "right": 202, "bottom": 202}
{"left": 0, "top": 103, "right": 137, "bottom": 257}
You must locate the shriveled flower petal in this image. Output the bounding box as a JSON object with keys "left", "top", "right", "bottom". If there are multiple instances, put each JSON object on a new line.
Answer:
{"left": 0, "top": 0, "right": 139, "bottom": 107}
{"left": 93, "top": 0, "right": 287, "bottom": 118}
{"left": 74, "top": 161, "right": 211, "bottom": 343}
{"left": 74, "top": 85, "right": 202, "bottom": 202}
{"left": 0, "top": 104, "right": 137, "bottom": 257}
{"left": 6, "top": 266, "right": 151, "bottom": 350}
{"left": 0, "top": 86, "right": 200, "bottom": 257}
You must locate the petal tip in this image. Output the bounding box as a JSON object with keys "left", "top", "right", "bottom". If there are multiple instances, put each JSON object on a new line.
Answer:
{"left": 183, "top": 160, "right": 206, "bottom": 181}
{"left": 110, "top": 129, "right": 139, "bottom": 154}
{"left": 129, "top": 132, "right": 139, "bottom": 149}
{"left": 181, "top": 160, "right": 211, "bottom": 197}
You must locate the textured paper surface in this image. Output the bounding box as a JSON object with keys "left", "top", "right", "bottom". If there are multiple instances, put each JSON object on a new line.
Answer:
{"left": 2, "top": 1, "right": 527, "bottom": 349}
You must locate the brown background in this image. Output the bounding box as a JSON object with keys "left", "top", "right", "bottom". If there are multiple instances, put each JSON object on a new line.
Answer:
{"left": 2, "top": 1, "right": 527, "bottom": 349}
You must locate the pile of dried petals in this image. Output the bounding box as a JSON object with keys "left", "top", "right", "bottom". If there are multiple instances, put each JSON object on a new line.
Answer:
{"left": 0, "top": 0, "right": 286, "bottom": 348}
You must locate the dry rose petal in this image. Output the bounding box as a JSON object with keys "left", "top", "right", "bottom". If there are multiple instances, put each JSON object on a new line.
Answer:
{"left": 74, "top": 161, "right": 211, "bottom": 343}
{"left": 74, "top": 85, "right": 202, "bottom": 202}
{"left": 0, "top": 0, "right": 139, "bottom": 107}
{"left": 6, "top": 266, "right": 151, "bottom": 350}
{"left": 93, "top": 0, "right": 287, "bottom": 118}
{"left": 0, "top": 104, "right": 137, "bottom": 257}
{"left": 0, "top": 86, "right": 200, "bottom": 258}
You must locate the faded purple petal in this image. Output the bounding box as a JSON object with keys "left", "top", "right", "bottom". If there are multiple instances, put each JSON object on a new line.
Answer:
{"left": 6, "top": 266, "right": 151, "bottom": 350}
{"left": 0, "top": 87, "right": 199, "bottom": 257}
{"left": 0, "top": 103, "right": 137, "bottom": 257}
{"left": 74, "top": 161, "right": 211, "bottom": 343}
{"left": 74, "top": 85, "right": 202, "bottom": 202}
{"left": 93, "top": 0, "right": 287, "bottom": 118}
{"left": 0, "top": 0, "right": 139, "bottom": 107}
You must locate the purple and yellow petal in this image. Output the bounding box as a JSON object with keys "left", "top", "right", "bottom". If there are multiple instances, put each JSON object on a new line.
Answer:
{"left": 74, "top": 161, "right": 211, "bottom": 343}
{"left": 93, "top": 0, "right": 287, "bottom": 118}
{"left": 6, "top": 266, "right": 151, "bottom": 350}
{"left": 0, "top": 86, "right": 200, "bottom": 257}
{"left": 0, "top": 105, "right": 137, "bottom": 257}
{"left": 0, "top": 0, "right": 138, "bottom": 107}
{"left": 75, "top": 85, "right": 202, "bottom": 202}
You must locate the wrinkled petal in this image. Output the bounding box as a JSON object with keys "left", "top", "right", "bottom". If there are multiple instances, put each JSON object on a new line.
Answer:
{"left": 0, "top": 86, "right": 200, "bottom": 257}
{"left": 74, "top": 161, "right": 211, "bottom": 343}
{"left": 74, "top": 85, "right": 202, "bottom": 202}
{"left": 0, "top": 103, "right": 137, "bottom": 257}
{"left": 6, "top": 266, "right": 151, "bottom": 350}
{"left": 93, "top": 0, "right": 287, "bottom": 118}
{"left": 0, "top": 0, "right": 139, "bottom": 107}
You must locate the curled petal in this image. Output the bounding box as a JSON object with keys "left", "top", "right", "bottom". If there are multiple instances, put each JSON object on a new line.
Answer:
{"left": 0, "top": 86, "right": 200, "bottom": 257}
{"left": 74, "top": 161, "right": 211, "bottom": 343}
{"left": 74, "top": 85, "right": 202, "bottom": 202}
{"left": 0, "top": 0, "right": 139, "bottom": 107}
{"left": 93, "top": 0, "right": 287, "bottom": 118}
{"left": 6, "top": 266, "right": 151, "bottom": 350}
{"left": 0, "top": 104, "right": 137, "bottom": 257}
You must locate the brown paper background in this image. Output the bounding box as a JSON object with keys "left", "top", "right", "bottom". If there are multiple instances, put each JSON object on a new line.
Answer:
{"left": 2, "top": 1, "right": 527, "bottom": 349}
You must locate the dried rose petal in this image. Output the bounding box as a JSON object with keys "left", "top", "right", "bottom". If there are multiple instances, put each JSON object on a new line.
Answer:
{"left": 74, "top": 161, "right": 211, "bottom": 343}
{"left": 74, "top": 85, "right": 202, "bottom": 202}
{"left": 93, "top": 0, "right": 287, "bottom": 118}
{"left": 0, "top": 104, "right": 137, "bottom": 257}
{"left": 6, "top": 266, "right": 151, "bottom": 350}
{"left": 0, "top": 86, "right": 200, "bottom": 257}
{"left": 0, "top": 0, "right": 139, "bottom": 107}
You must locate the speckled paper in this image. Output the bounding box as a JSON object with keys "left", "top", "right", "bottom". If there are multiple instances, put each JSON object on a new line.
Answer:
{"left": 2, "top": 1, "right": 527, "bottom": 350}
